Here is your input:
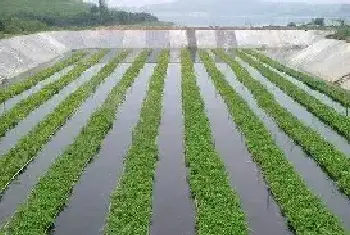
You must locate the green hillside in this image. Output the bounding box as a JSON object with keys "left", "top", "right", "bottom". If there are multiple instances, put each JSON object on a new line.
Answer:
{"left": 0, "top": 0, "right": 90, "bottom": 17}
{"left": 0, "top": 0, "right": 159, "bottom": 38}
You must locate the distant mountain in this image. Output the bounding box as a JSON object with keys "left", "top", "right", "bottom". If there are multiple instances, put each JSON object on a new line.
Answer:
{"left": 117, "top": 0, "right": 350, "bottom": 26}
{"left": 140, "top": 0, "right": 349, "bottom": 17}
{"left": 339, "top": 4, "right": 350, "bottom": 16}
{"left": 140, "top": 0, "right": 260, "bottom": 14}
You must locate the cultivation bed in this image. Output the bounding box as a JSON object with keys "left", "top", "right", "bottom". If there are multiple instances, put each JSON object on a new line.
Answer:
{"left": 0, "top": 48, "right": 350, "bottom": 235}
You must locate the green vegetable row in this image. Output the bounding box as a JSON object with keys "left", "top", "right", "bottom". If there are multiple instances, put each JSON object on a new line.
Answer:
{"left": 0, "top": 49, "right": 151, "bottom": 235}
{"left": 0, "top": 49, "right": 109, "bottom": 138}
{"left": 243, "top": 48, "right": 350, "bottom": 107}
{"left": 0, "top": 51, "right": 87, "bottom": 104}
{"left": 215, "top": 49, "right": 350, "bottom": 198}
{"left": 104, "top": 49, "right": 169, "bottom": 235}
{"left": 0, "top": 50, "right": 131, "bottom": 194}
{"left": 202, "top": 49, "right": 348, "bottom": 235}
{"left": 180, "top": 49, "right": 248, "bottom": 235}
{"left": 237, "top": 50, "right": 350, "bottom": 141}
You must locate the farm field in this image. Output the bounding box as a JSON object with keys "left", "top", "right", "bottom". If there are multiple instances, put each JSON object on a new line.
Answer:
{"left": 0, "top": 47, "right": 350, "bottom": 235}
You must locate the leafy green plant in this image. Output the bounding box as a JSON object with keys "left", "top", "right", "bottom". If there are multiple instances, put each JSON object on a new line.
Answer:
{"left": 202, "top": 49, "right": 349, "bottom": 235}
{"left": 180, "top": 49, "right": 248, "bottom": 235}
{"left": 0, "top": 49, "right": 109, "bottom": 138}
{"left": 237, "top": 50, "right": 350, "bottom": 141}
{"left": 0, "top": 51, "right": 86, "bottom": 103}
{"left": 214, "top": 49, "right": 350, "bottom": 197}
{"left": 0, "top": 49, "right": 151, "bottom": 235}
{"left": 243, "top": 49, "right": 350, "bottom": 107}
{"left": 104, "top": 49, "right": 169, "bottom": 235}
{"left": 0, "top": 50, "right": 131, "bottom": 194}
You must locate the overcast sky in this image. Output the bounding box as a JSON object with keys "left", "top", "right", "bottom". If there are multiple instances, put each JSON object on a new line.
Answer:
{"left": 266, "top": 0, "right": 349, "bottom": 3}
{"left": 86, "top": 0, "right": 173, "bottom": 7}
{"left": 86, "top": 0, "right": 349, "bottom": 7}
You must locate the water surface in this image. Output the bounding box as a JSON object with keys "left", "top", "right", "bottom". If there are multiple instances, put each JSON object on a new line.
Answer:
{"left": 196, "top": 63, "right": 292, "bottom": 235}
{"left": 150, "top": 63, "right": 195, "bottom": 235}
{"left": 52, "top": 63, "right": 154, "bottom": 235}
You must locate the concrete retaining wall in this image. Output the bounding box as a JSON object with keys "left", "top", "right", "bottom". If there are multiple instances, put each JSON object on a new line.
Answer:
{"left": 236, "top": 30, "right": 329, "bottom": 48}
{"left": 0, "top": 29, "right": 330, "bottom": 80}
{"left": 265, "top": 38, "right": 350, "bottom": 89}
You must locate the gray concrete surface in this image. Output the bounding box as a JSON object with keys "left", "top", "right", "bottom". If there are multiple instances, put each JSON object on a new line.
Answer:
{"left": 0, "top": 29, "right": 344, "bottom": 84}
{"left": 196, "top": 30, "right": 217, "bottom": 48}
{"left": 265, "top": 38, "right": 350, "bottom": 89}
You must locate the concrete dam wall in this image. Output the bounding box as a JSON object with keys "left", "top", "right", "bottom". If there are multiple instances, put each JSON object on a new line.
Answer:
{"left": 265, "top": 38, "right": 350, "bottom": 89}
{"left": 0, "top": 28, "right": 337, "bottom": 81}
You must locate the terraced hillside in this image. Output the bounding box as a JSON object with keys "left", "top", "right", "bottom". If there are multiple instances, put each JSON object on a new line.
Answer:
{"left": 1, "top": 47, "right": 350, "bottom": 235}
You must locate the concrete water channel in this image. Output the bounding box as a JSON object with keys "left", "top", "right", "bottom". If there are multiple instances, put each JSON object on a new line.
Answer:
{"left": 1, "top": 42, "right": 350, "bottom": 234}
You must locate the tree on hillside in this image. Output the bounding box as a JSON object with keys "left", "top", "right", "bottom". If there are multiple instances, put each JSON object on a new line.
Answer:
{"left": 338, "top": 19, "right": 346, "bottom": 27}
{"left": 91, "top": 5, "right": 99, "bottom": 14}
{"left": 0, "top": 19, "right": 4, "bottom": 31}
{"left": 312, "top": 17, "right": 324, "bottom": 26}
{"left": 99, "top": 0, "right": 108, "bottom": 23}
{"left": 99, "top": 0, "right": 107, "bottom": 10}
{"left": 0, "top": 0, "right": 161, "bottom": 36}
